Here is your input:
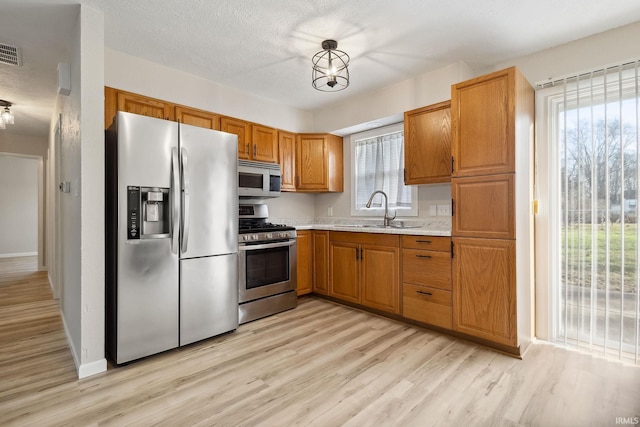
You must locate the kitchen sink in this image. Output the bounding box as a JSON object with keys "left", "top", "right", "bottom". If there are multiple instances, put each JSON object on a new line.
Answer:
{"left": 339, "top": 223, "right": 421, "bottom": 229}
{"left": 389, "top": 223, "right": 421, "bottom": 229}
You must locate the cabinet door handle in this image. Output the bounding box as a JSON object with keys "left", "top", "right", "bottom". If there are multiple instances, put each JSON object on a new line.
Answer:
{"left": 253, "top": 144, "right": 257, "bottom": 157}
{"left": 417, "top": 290, "right": 433, "bottom": 296}
{"left": 416, "top": 254, "right": 432, "bottom": 259}
{"left": 415, "top": 240, "right": 432, "bottom": 244}
{"left": 245, "top": 143, "right": 249, "bottom": 156}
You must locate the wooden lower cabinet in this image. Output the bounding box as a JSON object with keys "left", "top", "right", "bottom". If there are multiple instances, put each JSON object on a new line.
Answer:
{"left": 296, "top": 230, "right": 313, "bottom": 296}
{"left": 401, "top": 236, "right": 452, "bottom": 329}
{"left": 329, "top": 232, "right": 400, "bottom": 314}
{"left": 329, "top": 241, "right": 360, "bottom": 304}
{"left": 312, "top": 231, "right": 329, "bottom": 295}
{"left": 403, "top": 284, "right": 452, "bottom": 329}
{"left": 452, "top": 237, "right": 516, "bottom": 347}
{"left": 361, "top": 244, "right": 400, "bottom": 313}
{"left": 402, "top": 248, "right": 451, "bottom": 291}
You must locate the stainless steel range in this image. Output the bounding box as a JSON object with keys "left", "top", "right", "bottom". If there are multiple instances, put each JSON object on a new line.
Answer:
{"left": 238, "top": 204, "right": 297, "bottom": 324}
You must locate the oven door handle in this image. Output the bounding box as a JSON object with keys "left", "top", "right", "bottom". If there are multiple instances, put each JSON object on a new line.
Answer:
{"left": 239, "top": 240, "right": 295, "bottom": 251}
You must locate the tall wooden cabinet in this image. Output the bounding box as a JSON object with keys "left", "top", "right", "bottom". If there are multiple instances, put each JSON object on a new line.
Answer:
{"left": 403, "top": 101, "right": 452, "bottom": 184}
{"left": 450, "top": 66, "right": 534, "bottom": 354}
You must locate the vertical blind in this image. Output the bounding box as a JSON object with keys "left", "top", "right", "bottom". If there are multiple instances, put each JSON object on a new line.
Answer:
{"left": 546, "top": 60, "right": 639, "bottom": 363}
{"left": 354, "top": 131, "right": 411, "bottom": 210}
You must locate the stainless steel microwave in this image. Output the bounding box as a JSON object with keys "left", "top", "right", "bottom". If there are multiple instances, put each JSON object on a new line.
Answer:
{"left": 238, "top": 160, "right": 281, "bottom": 198}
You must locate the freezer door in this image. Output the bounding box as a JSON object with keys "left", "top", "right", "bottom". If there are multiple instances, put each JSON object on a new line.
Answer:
{"left": 115, "top": 112, "right": 179, "bottom": 363}
{"left": 179, "top": 123, "right": 238, "bottom": 259}
{"left": 180, "top": 254, "right": 239, "bottom": 346}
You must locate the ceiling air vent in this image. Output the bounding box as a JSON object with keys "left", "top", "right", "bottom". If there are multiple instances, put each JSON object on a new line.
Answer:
{"left": 0, "top": 43, "right": 22, "bottom": 66}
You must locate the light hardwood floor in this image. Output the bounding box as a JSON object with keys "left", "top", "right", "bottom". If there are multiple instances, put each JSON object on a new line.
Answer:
{"left": 1, "top": 256, "right": 639, "bottom": 426}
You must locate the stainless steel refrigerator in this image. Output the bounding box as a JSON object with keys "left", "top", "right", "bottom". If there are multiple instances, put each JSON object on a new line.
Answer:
{"left": 105, "top": 111, "right": 238, "bottom": 365}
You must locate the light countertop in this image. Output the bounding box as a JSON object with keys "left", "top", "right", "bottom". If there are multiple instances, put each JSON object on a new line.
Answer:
{"left": 269, "top": 218, "right": 451, "bottom": 237}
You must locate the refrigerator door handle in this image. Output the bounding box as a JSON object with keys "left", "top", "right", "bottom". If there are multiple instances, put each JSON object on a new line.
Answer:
{"left": 171, "top": 147, "right": 180, "bottom": 254}
{"left": 181, "top": 147, "right": 190, "bottom": 253}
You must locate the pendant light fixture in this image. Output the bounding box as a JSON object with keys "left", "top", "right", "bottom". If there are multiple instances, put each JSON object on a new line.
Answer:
{"left": 0, "top": 100, "right": 14, "bottom": 129}
{"left": 312, "top": 40, "right": 350, "bottom": 92}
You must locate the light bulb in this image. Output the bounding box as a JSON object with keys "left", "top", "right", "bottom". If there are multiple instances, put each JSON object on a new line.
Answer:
{"left": 1, "top": 108, "right": 13, "bottom": 125}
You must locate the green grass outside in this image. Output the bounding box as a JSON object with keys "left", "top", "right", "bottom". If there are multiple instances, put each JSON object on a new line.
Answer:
{"left": 562, "top": 223, "right": 638, "bottom": 292}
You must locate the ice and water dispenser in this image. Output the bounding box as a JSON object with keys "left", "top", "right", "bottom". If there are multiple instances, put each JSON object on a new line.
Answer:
{"left": 127, "top": 186, "right": 170, "bottom": 239}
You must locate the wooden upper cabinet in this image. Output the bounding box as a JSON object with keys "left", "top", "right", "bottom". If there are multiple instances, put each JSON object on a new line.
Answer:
{"left": 404, "top": 100, "right": 452, "bottom": 184}
{"left": 296, "top": 133, "right": 344, "bottom": 192}
{"left": 116, "top": 90, "right": 175, "bottom": 122}
{"left": 175, "top": 106, "right": 220, "bottom": 130}
{"left": 278, "top": 131, "right": 296, "bottom": 191}
{"left": 452, "top": 237, "right": 517, "bottom": 347}
{"left": 221, "top": 117, "right": 252, "bottom": 160}
{"left": 105, "top": 87, "right": 174, "bottom": 128}
{"left": 451, "top": 67, "right": 533, "bottom": 177}
{"left": 251, "top": 124, "right": 278, "bottom": 163}
{"left": 452, "top": 174, "right": 515, "bottom": 239}
{"left": 105, "top": 87, "right": 118, "bottom": 128}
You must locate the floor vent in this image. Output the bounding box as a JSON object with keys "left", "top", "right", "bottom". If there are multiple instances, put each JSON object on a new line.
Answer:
{"left": 0, "top": 43, "right": 22, "bottom": 66}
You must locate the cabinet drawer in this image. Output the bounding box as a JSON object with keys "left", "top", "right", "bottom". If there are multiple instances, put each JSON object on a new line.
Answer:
{"left": 402, "top": 235, "right": 451, "bottom": 251}
{"left": 402, "top": 249, "right": 451, "bottom": 290}
{"left": 402, "top": 284, "right": 452, "bottom": 329}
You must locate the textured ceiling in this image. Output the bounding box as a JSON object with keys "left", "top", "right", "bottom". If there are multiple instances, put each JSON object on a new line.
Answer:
{"left": 2, "top": 0, "right": 640, "bottom": 137}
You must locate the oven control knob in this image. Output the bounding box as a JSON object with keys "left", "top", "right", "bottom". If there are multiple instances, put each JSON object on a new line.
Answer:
{"left": 265, "top": 233, "right": 272, "bottom": 240}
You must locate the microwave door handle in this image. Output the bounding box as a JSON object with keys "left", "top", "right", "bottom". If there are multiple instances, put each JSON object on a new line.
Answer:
{"left": 171, "top": 147, "right": 180, "bottom": 254}
{"left": 180, "top": 147, "right": 190, "bottom": 253}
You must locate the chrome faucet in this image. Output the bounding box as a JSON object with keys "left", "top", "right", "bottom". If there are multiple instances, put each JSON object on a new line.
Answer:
{"left": 365, "top": 190, "right": 396, "bottom": 226}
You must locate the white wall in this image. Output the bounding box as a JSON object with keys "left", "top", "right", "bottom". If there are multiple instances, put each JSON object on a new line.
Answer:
{"left": 303, "top": 62, "right": 473, "bottom": 222}
{"left": 314, "top": 62, "right": 474, "bottom": 134}
{"left": 0, "top": 132, "right": 48, "bottom": 269}
{"left": 0, "top": 155, "right": 38, "bottom": 257}
{"left": 104, "top": 49, "right": 313, "bottom": 133}
{"left": 53, "top": 4, "right": 106, "bottom": 379}
{"left": 490, "top": 21, "right": 640, "bottom": 85}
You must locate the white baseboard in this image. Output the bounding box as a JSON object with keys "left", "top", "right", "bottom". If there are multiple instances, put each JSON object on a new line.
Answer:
{"left": 78, "top": 358, "right": 107, "bottom": 379}
{"left": 61, "top": 311, "right": 107, "bottom": 379}
{"left": 0, "top": 252, "right": 38, "bottom": 258}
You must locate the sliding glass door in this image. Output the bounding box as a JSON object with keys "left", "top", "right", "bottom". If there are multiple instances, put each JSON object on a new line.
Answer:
{"left": 536, "top": 61, "right": 639, "bottom": 363}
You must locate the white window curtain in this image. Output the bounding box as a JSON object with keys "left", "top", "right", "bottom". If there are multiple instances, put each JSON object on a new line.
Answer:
{"left": 537, "top": 60, "right": 640, "bottom": 364}
{"left": 354, "top": 131, "right": 412, "bottom": 210}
